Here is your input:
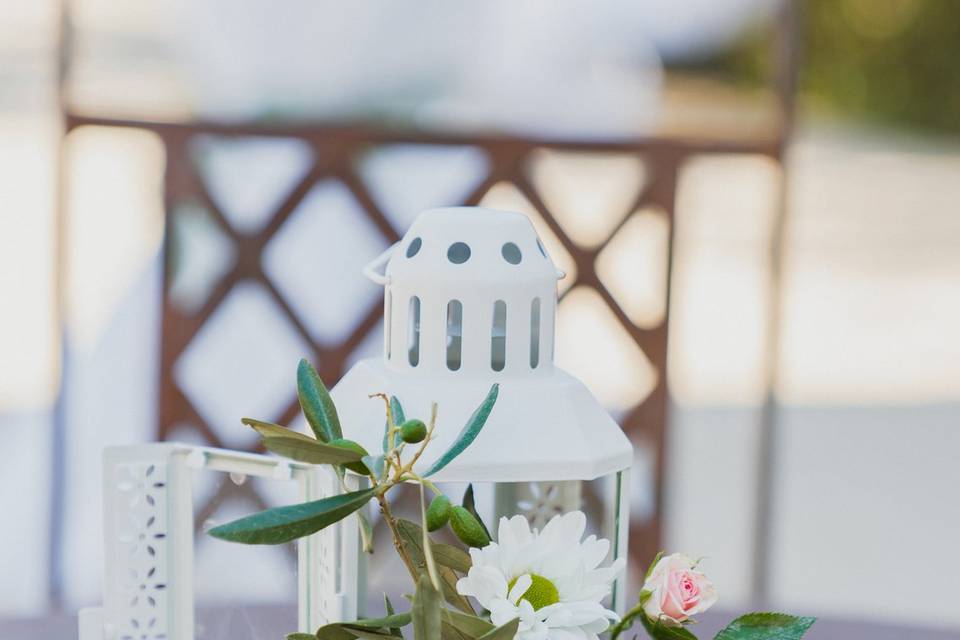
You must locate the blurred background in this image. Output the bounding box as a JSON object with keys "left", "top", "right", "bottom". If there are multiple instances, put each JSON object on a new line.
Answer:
{"left": 2, "top": 0, "right": 959, "bottom": 638}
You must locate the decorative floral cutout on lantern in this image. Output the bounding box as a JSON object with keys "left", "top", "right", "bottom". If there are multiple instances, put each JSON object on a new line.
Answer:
{"left": 114, "top": 462, "right": 170, "bottom": 640}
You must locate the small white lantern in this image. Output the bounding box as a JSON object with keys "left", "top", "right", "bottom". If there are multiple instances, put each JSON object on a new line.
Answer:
{"left": 334, "top": 206, "right": 633, "bottom": 615}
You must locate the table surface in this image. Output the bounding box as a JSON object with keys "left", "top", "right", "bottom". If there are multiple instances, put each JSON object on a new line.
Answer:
{"left": 3, "top": 608, "right": 959, "bottom": 639}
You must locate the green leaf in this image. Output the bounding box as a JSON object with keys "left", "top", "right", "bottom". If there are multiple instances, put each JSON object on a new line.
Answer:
{"left": 385, "top": 595, "right": 404, "bottom": 638}
{"left": 244, "top": 418, "right": 365, "bottom": 465}
{"left": 412, "top": 575, "right": 442, "bottom": 640}
{"left": 460, "top": 484, "right": 491, "bottom": 541}
{"left": 639, "top": 614, "right": 698, "bottom": 640}
{"left": 420, "top": 484, "right": 442, "bottom": 590}
{"left": 441, "top": 620, "right": 473, "bottom": 640}
{"left": 287, "top": 634, "right": 317, "bottom": 640}
{"left": 363, "top": 454, "right": 387, "bottom": 480}
{"left": 318, "top": 627, "right": 395, "bottom": 640}
{"left": 358, "top": 510, "right": 375, "bottom": 554}
{"left": 714, "top": 613, "right": 815, "bottom": 640}
{"left": 441, "top": 609, "right": 494, "bottom": 639}
{"left": 347, "top": 614, "right": 413, "bottom": 629}
{"left": 477, "top": 619, "right": 519, "bottom": 640}
{"left": 396, "top": 519, "right": 475, "bottom": 614}
{"left": 431, "top": 541, "right": 472, "bottom": 574}
{"left": 384, "top": 396, "right": 406, "bottom": 453}
{"left": 424, "top": 384, "right": 499, "bottom": 477}
{"left": 315, "top": 626, "right": 356, "bottom": 640}
{"left": 392, "top": 396, "right": 407, "bottom": 424}
{"left": 315, "top": 615, "right": 414, "bottom": 640}
{"left": 298, "top": 358, "right": 343, "bottom": 442}
{"left": 209, "top": 488, "right": 376, "bottom": 544}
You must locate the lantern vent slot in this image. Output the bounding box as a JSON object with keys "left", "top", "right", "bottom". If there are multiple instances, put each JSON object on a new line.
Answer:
{"left": 530, "top": 297, "right": 541, "bottom": 369}
{"left": 446, "top": 300, "right": 463, "bottom": 371}
{"left": 408, "top": 296, "right": 421, "bottom": 367}
{"left": 492, "top": 300, "right": 507, "bottom": 372}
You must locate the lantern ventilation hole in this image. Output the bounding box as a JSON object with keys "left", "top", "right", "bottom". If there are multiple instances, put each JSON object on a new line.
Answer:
{"left": 385, "top": 289, "right": 393, "bottom": 359}
{"left": 530, "top": 297, "right": 541, "bottom": 369}
{"left": 446, "top": 299, "right": 463, "bottom": 371}
{"left": 502, "top": 242, "right": 522, "bottom": 265}
{"left": 408, "top": 296, "right": 421, "bottom": 367}
{"left": 406, "top": 237, "right": 422, "bottom": 258}
{"left": 492, "top": 300, "right": 507, "bottom": 372}
{"left": 447, "top": 242, "right": 471, "bottom": 264}
{"left": 536, "top": 238, "right": 547, "bottom": 258}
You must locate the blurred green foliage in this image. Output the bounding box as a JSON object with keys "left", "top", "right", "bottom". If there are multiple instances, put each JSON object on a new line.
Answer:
{"left": 674, "top": 0, "right": 960, "bottom": 134}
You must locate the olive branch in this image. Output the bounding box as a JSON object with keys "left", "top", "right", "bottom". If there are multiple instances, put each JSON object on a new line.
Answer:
{"left": 208, "top": 358, "right": 514, "bottom": 640}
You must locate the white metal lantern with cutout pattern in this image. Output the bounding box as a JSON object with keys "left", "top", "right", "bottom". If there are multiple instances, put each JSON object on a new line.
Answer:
{"left": 336, "top": 206, "right": 633, "bottom": 612}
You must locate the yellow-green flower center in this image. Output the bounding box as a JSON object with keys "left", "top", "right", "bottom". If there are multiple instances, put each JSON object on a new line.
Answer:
{"left": 508, "top": 574, "right": 560, "bottom": 611}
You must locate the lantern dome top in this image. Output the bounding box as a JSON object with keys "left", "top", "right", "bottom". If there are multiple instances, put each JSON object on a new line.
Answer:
{"left": 381, "top": 207, "right": 564, "bottom": 288}
{"left": 334, "top": 206, "right": 632, "bottom": 482}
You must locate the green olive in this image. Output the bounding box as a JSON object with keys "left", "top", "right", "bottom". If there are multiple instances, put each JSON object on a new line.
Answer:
{"left": 399, "top": 419, "right": 428, "bottom": 444}
{"left": 449, "top": 506, "right": 490, "bottom": 548}
{"left": 329, "top": 438, "right": 370, "bottom": 475}
{"left": 426, "top": 495, "right": 452, "bottom": 532}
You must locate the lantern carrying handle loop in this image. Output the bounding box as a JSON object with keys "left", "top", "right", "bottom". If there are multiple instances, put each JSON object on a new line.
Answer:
{"left": 363, "top": 243, "right": 397, "bottom": 285}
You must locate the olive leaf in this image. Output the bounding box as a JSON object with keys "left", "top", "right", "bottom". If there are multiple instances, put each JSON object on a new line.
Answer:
{"left": 384, "top": 396, "right": 406, "bottom": 453}
{"left": 347, "top": 615, "right": 413, "bottom": 628}
{"left": 420, "top": 484, "right": 441, "bottom": 590}
{"left": 297, "top": 358, "right": 343, "bottom": 442}
{"left": 357, "top": 511, "right": 375, "bottom": 554}
{"left": 243, "top": 419, "right": 364, "bottom": 465}
{"left": 714, "top": 613, "right": 816, "bottom": 640}
{"left": 363, "top": 454, "right": 387, "bottom": 480}
{"left": 396, "top": 519, "right": 475, "bottom": 614}
{"left": 209, "top": 488, "right": 376, "bottom": 544}
{"left": 423, "top": 384, "right": 499, "bottom": 477}
{"left": 412, "top": 575, "right": 442, "bottom": 640}
{"left": 477, "top": 619, "right": 519, "bottom": 640}
{"left": 317, "top": 626, "right": 396, "bottom": 640}
{"left": 384, "top": 594, "right": 404, "bottom": 638}
{"left": 440, "top": 609, "right": 494, "bottom": 640}
{"left": 315, "top": 612, "right": 413, "bottom": 639}
{"left": 430, "top": 541, "right": 471, "bottom": 574}
{"left": 461, "top": 484, "right": 491, "bottom": 541}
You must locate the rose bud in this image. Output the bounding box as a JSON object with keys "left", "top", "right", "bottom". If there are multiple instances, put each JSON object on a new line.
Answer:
{"left": 641, "top": 552, "right": 717, "bottom": 626}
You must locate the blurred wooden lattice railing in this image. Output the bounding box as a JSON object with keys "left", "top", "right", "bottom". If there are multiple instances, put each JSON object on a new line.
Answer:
{"left": 62, "top": 113, "right": 784, "bottom": 576}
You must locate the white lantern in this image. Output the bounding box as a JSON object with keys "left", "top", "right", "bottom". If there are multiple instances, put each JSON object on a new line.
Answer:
{"left": 80, "top": 206, "right": 633, "bottom": 639}
{"left": 334, "top": 206, "right": 633, "bottom": 616}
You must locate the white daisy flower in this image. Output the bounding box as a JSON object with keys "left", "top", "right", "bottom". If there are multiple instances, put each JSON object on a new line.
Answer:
{"left": 456, "top": 511, "right": 625, "bottom": 640}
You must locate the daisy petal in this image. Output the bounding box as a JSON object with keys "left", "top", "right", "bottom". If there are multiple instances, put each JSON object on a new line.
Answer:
{"left": 509, "top": 573, "right": 533, "bottom": 604}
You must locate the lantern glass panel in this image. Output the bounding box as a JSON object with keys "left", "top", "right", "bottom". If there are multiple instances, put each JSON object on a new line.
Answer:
{"left": 360, "top": 472, "right": 628, "bottom": 616}
{"left": 192, "top": 468, "right": 299, "bottom": 638}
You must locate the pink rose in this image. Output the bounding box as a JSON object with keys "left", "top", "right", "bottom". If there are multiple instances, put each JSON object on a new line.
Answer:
{"left": 641, "top": 553, "right": 717, "bottom": 626}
